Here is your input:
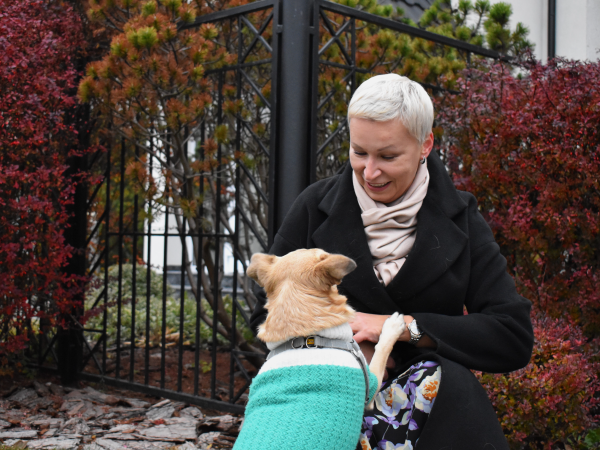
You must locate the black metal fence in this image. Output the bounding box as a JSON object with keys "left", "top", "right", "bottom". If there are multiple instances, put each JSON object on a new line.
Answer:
{"left": 34, "top": 0, "right": 502, "bottom": 413}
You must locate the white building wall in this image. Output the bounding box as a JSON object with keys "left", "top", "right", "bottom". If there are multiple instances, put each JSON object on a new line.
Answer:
{"left": 507, "top": 0, "right": 547, "bottom": 61}
{"left": 555, "top": 0, "right": 587, "bottom": 61}
{"left": 586, "top": 0, "right": 600, "bottom": 60}
{"left": 453, "top": 0, "right": 600, "bottom": 63}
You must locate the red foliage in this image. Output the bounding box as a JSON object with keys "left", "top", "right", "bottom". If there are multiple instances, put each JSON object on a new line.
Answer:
{"left": 436, "top": 59, "right": 600, "bottom": 447}
{"left": 437, "top": 59, "right": 600, "bottom": 333}
{"left": 477, "top": 315, "right": 599, "bottom": 449}
{"left": 0, "top": 0, "right": 87, "bottom": 370}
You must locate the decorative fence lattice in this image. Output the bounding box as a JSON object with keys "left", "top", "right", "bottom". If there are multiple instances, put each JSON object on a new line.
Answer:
{"left": 33, "top": 0, "right": 502, "bottom": 413}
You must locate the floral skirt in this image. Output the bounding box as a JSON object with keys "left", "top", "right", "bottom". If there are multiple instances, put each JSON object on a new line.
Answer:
{"left": 358, "top": 360, "right": 441, "bottom": 450}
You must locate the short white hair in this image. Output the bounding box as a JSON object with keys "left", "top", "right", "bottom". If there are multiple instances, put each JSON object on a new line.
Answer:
{"left": 348, "top": 74, "right": 434, "bottom": 145}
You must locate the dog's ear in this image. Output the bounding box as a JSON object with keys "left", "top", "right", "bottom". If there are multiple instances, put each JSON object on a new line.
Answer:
{"left": 315, "top": 254, "right": 357, "bottom": 285}
{"left": 247, "top": 253, "right": 277, "bottom": 287}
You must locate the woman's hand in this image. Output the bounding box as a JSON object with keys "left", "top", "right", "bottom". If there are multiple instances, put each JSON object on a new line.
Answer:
{"left": 351, "top": 313, "right": 411, "bottom": 381}
{"left": 350, "top": 312, "right": 436, "bottom": 348}
{"left": 350, "top": 312, "right": 411, "bottom": 343}
{"left": 350, "top": 312, "right": 389, "bottom": 343}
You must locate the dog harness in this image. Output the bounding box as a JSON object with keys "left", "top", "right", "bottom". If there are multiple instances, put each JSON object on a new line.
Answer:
{"left": 267, "top": 335, "right": 372, "bottom": 406}
{"left": 233, "top": 323, "right": 379, "bottom": 450}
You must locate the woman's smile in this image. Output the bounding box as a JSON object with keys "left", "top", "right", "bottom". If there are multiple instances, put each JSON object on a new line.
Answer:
{"left": 365, "top": 180, "right": 391, "bottom": 191}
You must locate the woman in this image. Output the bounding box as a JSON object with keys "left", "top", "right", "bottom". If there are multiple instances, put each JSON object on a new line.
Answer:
{"left": 249, "top": 74, "right": 533, "bottom": 450}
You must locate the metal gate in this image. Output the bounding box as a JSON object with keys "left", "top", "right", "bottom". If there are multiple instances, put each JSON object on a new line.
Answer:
{"left": 34, "top": 0, "right": 502, "bottom": 413}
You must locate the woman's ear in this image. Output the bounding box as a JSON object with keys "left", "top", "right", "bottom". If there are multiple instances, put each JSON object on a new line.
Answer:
{"left": 421, "top": 132, "right": 434, "bottom": 160}
{"left": 315, "top": 254, "right": 357, "bottom": 285}
{"left": 247, "top": 253, "right": 277, "bottom": 287}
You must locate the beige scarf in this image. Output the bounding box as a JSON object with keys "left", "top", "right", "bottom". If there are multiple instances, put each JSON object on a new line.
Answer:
{"left": 352, "top": 162, "right": 430, "bottom": 285}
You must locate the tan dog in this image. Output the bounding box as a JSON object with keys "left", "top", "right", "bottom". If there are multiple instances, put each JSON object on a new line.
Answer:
{"left": 233, "top": 249, "right": 405, "bottom": 450}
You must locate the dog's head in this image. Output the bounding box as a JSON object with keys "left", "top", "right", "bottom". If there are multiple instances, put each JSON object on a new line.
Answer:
{"left": 247, "top": 249, "right": 357, "bottom": 342}
{"left": 247, "top": 248, "right": 357, "bottom": 293}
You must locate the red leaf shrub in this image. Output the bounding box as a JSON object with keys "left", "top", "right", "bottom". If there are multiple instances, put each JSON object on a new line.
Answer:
{"left": 436, "top": 60, "right": 600, "bottom": 447}
{"left": 476, "top": 315, "right": 599, "bottom": 449}
{"left": 437, "top": 59, "right": 600, "bottom": 333}
{"left": 0, "top": 0, "right": 87, "bottom": 372}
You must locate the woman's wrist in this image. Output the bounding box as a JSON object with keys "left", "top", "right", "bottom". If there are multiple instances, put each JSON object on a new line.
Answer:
{"left": 351, "top": 312, "right": 436, "bottom": 349}
{"left": 398, "top": 315, "right": 413, "bottom": 342}
{"left": 401, "top": 315, "right": 437, "bottom": 348}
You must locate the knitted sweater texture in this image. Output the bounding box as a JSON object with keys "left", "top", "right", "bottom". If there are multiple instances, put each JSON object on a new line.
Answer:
{"left": 234, "top": 325, "right": 378, "bottom": 450}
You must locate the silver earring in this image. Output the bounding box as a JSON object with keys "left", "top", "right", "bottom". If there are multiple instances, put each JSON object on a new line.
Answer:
{"left": 420, "top": 156, "right": 426, "bottom": 164}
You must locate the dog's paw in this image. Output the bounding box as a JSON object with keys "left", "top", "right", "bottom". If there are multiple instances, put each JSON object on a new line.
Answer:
{"left": 380, "top": 312, "right": 406, "bottom": 342}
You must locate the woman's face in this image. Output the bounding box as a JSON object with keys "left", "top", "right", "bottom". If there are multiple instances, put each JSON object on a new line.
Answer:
{"left": 349, "top": 118, "right": 433, "bottom": 204}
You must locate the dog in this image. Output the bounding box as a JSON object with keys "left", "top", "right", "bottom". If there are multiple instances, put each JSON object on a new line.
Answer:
{"left": 233, "top": 248, "right": 405, "bottom": 450}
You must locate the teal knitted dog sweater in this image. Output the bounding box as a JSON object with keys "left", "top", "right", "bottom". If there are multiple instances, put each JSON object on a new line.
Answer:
{"left": 234, "top": 352, "right": 378, "bottom": 450}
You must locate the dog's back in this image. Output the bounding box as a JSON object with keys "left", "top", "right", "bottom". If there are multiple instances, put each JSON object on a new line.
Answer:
{"left": 234, "top": 346, "right": 378, "bottom": 450}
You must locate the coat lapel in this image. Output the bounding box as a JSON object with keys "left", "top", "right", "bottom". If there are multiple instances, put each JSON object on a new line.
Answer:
{"left": 384, "top": 195, "right": 468, "bottom": 300}
{"left": 311, "top": 165, "right": 399, "bottom": 314}
{"left": 311, "top": 151, "right": 469, "bottom": 313}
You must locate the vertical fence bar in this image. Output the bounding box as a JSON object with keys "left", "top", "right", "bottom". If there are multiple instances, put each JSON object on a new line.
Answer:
{"left": 58, "top": 118, "right": 88, "bottom": 384}
{"left": 211, "top": 72, "right": 224, "bottom": 400}
{"left": 194, "top": 121, "right": 205, "bottom": 397}
{"left": 144, "top": 150, "right": 153, "bottom": 385}
{"left": 351, "top": 17, "right": 356, "bottom": 96}
{"left": 230, "top": 13, "right": 244, "bottom": 402}
{"left": 180, "top": 125, "right": 192, "bottom": 393}
{"left": 548, "top": 0, "right": 556, "bottom": 61}
{"left": 270, "top": 0, "right": 315, "bottom": 233}
{"left": 309, "top": 0, "right": 320, "bottom": 184}
{"left": 130, "top": 143, "right": 139, "bottom": 383}
{"left": 230, "top": 189, "right": 240, "bottom": 402}
{"left": 102, "top": 142, "right": 111, "bottom": 376}
{"left": 160, "top": 144, "right": 170, "bottom": 389}
{"left": 115, "top": 138, "right": 126, "bottom": 379}
{"left": 267, "top": 0, "right": 281, "bottom": 247}
{"left": 177, "top": 212, "right": 186, "bottom": 392}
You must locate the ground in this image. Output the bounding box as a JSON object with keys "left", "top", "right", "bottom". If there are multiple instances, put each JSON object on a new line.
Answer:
{"left": 0, "top": 364, "right": 245, "bottom": 450}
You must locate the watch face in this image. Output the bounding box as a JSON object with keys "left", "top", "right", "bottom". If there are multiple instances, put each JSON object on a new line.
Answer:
{"left": 408, "top": 320, "right": 421, "bottom": 338}
{"left": 409, "top": 320, "right": 418, "bottom": 333}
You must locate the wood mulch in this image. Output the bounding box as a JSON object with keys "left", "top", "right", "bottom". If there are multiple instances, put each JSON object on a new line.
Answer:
{"left": 0, "top": 371, "right": 245, "bottom": 450}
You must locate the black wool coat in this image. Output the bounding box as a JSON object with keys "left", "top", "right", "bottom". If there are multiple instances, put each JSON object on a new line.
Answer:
{"left": 249, "top": 150, "right": 534, "bottom": 450}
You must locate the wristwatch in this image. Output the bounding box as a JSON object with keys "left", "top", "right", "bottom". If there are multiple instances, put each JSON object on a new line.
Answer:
{"left": 407, "top": 319, "right": 423, "bottom": 345}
